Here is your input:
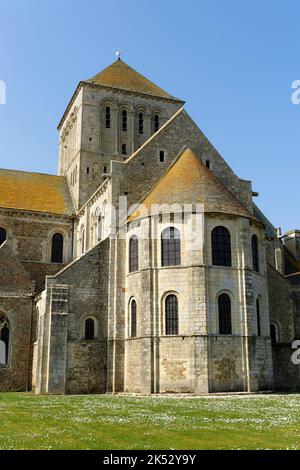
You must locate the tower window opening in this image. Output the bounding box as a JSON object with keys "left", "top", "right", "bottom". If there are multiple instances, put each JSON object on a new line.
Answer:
{"left": 105, "top": 106, "right": 111, "bottom": 129}
{"left": 159, "top": 151, "right": 165, "bottom": 163}
{"left": 154, "top": 114, "right": 160, "bottom": 133}
{"left": 122, "top": 110, "right": 128, "bottom": 132}
{"left": 122, "top": 144, "right": 127, "bottom": 155}
{"left": 138, "top": 113, "right": 144, "bottom": 135}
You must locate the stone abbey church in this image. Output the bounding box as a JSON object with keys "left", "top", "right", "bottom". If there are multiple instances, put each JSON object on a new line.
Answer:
{"left": 0, "top": 58, "right": 300, "bottom": 395}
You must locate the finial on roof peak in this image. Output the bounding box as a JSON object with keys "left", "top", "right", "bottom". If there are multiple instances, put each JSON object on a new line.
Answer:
{"left": 115, "top": 49, "right": 122, "bottom": 60}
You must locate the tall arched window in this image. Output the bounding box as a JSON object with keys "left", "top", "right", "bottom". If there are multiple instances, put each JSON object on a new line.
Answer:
{"left": 130, "top": 300, "right": 137, "bottom": 338}
{"left": 252, "top": 234, "right": 259, "bottom": 273}
{"left": 122, "top": 110, "right": 128, "bottom": 132}
{"left": 105, "top": 106, "right": 111, "bottom": 129}
{"left": 138, "top": 112, "right": 144, "bottom": 135}
{"left": 85, "top": 318, "right": 95, "bottom": 340}
{"left": 129, "top": 235, "right": 139, "bottom": 273}
{"left": 0, "top": 314, "right": 10, "bottom": 365}
{"left": 256, "top": 298, "right": 261, "bottom": 336}
{"left": 51, "top": 233, "right": 64, "bottom": 263}
{"left": 218, "top": 293, "right": 232, "bottom": 335}
{"left": 0, "top": 228, "right": 6, "bottom": 246}
{"left": 161, "top": 227, "right": 181, "bottom": 267}
{"left": 97, "top": 214, "right": 102, "bottom": 241}
{"left": 154, "top": 114, "right": 160, "bottom": 133}
{"left": 212, "top": 226, "right": 232, "bottom": 267}
{"left": 165, "top": 295, "right": 179, "bottom": 335}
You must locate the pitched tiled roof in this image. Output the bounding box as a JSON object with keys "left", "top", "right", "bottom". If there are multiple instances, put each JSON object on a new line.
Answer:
{"left": 0, "top": 169, "right": 74, "bottom": 215}
{"left": 129, "top": 148, "right": 254, "bottom": 221}
{"left": 88, "top": 59, "right": 181, "bottom": 100}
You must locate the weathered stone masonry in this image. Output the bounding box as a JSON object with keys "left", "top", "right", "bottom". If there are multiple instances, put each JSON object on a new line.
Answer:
{"left": 0, "top": 58, "right": 299, "bottom": 394}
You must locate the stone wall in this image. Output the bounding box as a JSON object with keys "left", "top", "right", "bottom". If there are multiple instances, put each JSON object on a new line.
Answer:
{"left": 268, "top": 264, "right": 300, "bottom": 389}
{"left": 0, "top": 243, "right": 33, "bottom": 391}
{"left": 117, "top": 211, "right": 273, "bottom": 394}
{"left": 0, "top": 209, "right": 73, "bottom": 291}
{"left": 35, "top": 238, "right": 109, "bottom": 394}
{"left": 112, "top": 109, "right": 253, "bottom": 214}
{"left": 58, "top": 82, "right": 181, "bottom": 210}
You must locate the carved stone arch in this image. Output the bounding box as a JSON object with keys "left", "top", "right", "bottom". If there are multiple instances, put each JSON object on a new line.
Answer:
{"left": 119, "top": 101, "right": 132, "bottom": 112}
{"left": 216, "top": 288, "right": 234, "bottom": 304}
{"left": 135, "top": 103, "right": 147, "bottom": 115}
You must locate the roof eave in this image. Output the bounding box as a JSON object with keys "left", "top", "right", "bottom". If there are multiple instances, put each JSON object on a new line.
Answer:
{"left": 57, "top": 81, "right": 84, "bottom": 131}
{"left": 57, "top": 80, "right": 185, "bottom": 131}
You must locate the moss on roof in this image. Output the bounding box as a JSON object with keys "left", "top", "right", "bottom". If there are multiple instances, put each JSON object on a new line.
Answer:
{"left": 0, "top": 169, "right": 74, "bottom": 215}
{"left": 88, "top": 59, "right": 180, "bottom": 100}
{"left": 129, "top": 148, "right": 254, "bottom": 221}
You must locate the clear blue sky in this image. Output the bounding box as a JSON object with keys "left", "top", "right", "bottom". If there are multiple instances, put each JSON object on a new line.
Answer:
{"left": 0, "top": 0, "right": 299, "bottom": 232}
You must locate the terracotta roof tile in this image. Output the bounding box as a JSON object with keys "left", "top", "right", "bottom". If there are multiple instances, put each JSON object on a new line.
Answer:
{"left": 88, "top": 59, "right": 180, "bottom": 100}
{"left": 0, "top": 169, "right": 74, "bottom": 215}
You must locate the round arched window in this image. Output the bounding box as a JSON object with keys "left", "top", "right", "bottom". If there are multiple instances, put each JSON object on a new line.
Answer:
{"left": 51, "top": 233, "right": 64, "bottom": 263}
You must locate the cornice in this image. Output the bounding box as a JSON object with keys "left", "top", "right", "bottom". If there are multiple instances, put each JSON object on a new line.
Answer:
{"left": 57, "top": 80, "right": 185, "bottom": 131}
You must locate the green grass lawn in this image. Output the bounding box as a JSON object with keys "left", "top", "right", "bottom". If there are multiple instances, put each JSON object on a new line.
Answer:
{"left": 0, "top": 393, "right": 299, "bottom": 450}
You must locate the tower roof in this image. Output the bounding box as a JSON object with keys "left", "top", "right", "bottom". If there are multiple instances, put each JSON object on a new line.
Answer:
{"left": 87, "top": 59, "right": 182, "bottom": 101}
{"left": 129, "top": 148, "right": 254, "bottom": 221}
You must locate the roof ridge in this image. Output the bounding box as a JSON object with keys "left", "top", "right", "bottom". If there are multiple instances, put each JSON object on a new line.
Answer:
{"left": 125, "top": 107, "right": 185, "bottom": 164}
{"left": 0, "top": 168, "right": 65, "bottom": 178}
{"left": 128, "top": 148, "right": 256, "bottom": 222}
{"left": 88, "top": 59, "right": 182, "bottom": 101}
{"left": 127, "top": 145, "right": 188, "bottom": 221}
